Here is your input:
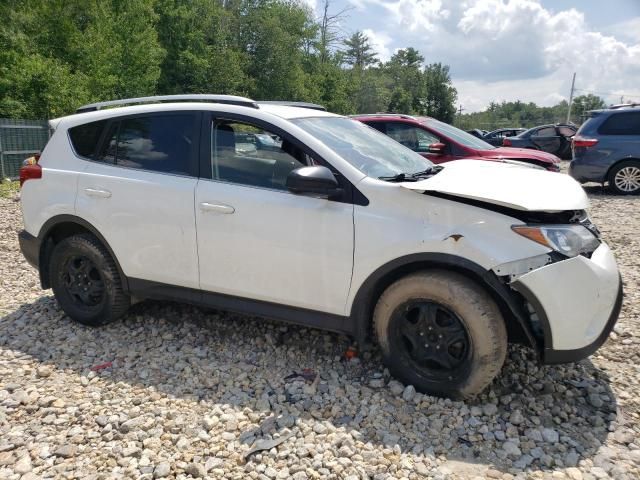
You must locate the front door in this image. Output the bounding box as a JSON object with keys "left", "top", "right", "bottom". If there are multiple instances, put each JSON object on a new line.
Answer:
{"left": 195, "top": 116, "right": 354, "bottom": 315}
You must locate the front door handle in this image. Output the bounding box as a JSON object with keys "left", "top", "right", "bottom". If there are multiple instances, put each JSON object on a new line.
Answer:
{"left": 199, "top": 202, "right": 235, "bottom": 214}
{"left": 84, "top": 188, "right": 112, "bottom": 198}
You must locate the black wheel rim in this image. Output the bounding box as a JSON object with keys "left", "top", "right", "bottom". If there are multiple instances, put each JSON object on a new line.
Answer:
{"left": 391, "top": 300, "right": 471, "bottom": 379}
{"left": 61, "top": 255, "right": 105, "bottom": 307}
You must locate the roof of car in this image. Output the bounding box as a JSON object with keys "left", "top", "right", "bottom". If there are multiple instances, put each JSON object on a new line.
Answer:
{"left": 52, "top": 101, "right": 340, "bottom": 128}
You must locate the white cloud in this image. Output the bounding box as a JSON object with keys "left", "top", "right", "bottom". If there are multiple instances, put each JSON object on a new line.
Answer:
{"left": 347, "top": 0, "right": 640, "bottom": 111}
{"left": 363, "top": 28, "right": 392, "bottom": 62}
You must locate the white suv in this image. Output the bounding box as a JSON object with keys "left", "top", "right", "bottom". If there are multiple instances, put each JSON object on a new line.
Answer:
{"left": 18, "top": 95, "right": 622, "bottom": 398}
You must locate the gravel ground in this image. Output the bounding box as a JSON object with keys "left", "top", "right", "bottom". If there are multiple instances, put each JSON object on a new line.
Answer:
{"left": 1, "top": 181, "right": 639, "bottom": 479}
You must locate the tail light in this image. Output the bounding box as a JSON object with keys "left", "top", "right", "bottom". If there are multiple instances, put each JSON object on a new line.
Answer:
{"left": 502, "top": 138, "right": 512, "bottom": 147}
{"left": 19, "top": 154, "right": 42, "bottom": 187}
{"left": 572, "top": 136, "right": 598, "bottom": 148}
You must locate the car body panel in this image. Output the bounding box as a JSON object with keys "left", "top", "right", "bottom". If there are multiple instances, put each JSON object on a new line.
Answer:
{"left": 195, "top": 178, "right": 354, "bottom": 314}
{"left": 20, "top": 127, "right": 81, "bottom": 237}
{"left": 513, "top": 243, "right": 619, "bottom": 350}
{"left": 348, "top": 175, "right": 554, "bottom": 312}
{"left": 397, "top": 160, "right": 589, "bottom": 211}
{"left": 75, "top": 161, "right": 201, "bottom": 289}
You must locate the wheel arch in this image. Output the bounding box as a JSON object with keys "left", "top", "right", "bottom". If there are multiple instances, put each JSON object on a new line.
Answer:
{"left": 349, "top": 253, "right": 538, "bottom": 351}
{"left": 37, "top": 215, "right": 128, "bottom": 292}
{"left": 605, "top": 157, "right": 640, "bottom": 182}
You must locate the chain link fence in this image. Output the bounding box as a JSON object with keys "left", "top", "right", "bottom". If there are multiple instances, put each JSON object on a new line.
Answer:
{"left": 0, "top": 118, "right": 50, "bottom": 180}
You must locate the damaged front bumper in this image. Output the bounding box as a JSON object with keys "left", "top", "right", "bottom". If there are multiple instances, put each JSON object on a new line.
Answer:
{"left": 506, "top": 243, "right": 623, "bottom": 364}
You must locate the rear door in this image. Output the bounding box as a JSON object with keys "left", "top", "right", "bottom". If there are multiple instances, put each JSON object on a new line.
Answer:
{"left": 530, "top": 126, "right": 561, "bottom": 154}
{"left": 75, "top": 112, "right": 201, "bottom": 289}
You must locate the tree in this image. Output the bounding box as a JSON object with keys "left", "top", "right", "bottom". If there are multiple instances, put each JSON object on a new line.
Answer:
{"left": 571, "top": 94, "right": 606, "bottom": 122}
{"left": 316, "top": 0, "right": 350, "bottom": 65}
{"left": 155, "top": 0, "right": 247, "bottom": 95}
{"left": 422, "top": 63, "right": 457, "bottom": 122}
{"left": 341, "top": 31, "right": 378, "bottom": 69}
{"left": 0, "top": 0, "right": 164, "bottom": 118}
{"left": 385, "top": 48, "right": 424, "bottom": 114}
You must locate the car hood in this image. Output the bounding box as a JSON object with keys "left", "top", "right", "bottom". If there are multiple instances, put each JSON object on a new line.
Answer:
{"left": 400, "top": 159, "right": 588, "bottom": 212}
{"left": 480, "top": 147, "right": 560, "bottom": 164}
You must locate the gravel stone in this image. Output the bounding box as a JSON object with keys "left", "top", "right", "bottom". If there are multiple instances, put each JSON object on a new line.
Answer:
{"left": 542, "top": 428, "right": 560, "bottom": 443}
{"left": 153, "top": 462, "right": 171, "bottom": 478}
{"left": 53, "top": 445, "right": 77, "bottom": 458}
{"left": 402, "top": 384, "right": 416, "bottom": 401}
{"left": 1, "top": 182, "right": 639, "bottom": 478}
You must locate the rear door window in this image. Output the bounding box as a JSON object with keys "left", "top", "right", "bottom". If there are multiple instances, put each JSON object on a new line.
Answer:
{"left": 68, "top": 120, "right": 107, "bottom": 158}
{"left": 96, "top": 113, "right": 198, "bottom": 175}
{"left": 534, "top": 127, "right": 556, "bottom": 137}
{"left": 598, "top": 112, "right": 640, "bottom": 135}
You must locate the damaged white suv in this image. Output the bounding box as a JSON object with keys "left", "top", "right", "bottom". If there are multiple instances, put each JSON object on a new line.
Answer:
{"left": 18, "top": 95, "right": 622, "bottom": 398}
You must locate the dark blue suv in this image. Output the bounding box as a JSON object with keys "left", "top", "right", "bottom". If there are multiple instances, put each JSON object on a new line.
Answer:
{"left": 569, "top": 105, "right": 640, "bottom": 194}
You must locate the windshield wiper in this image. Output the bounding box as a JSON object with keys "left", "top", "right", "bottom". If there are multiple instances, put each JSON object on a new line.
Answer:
{"left": 378, "top": 165, "right": 443, "bottom": 182}
{"left": 378, "top": 173, "right": 413, "bottom": 182}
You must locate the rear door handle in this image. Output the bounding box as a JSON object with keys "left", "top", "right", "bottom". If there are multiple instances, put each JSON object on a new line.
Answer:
{"left": 200, "top": 202, "right": 235, "bottom": 214}
{"left": 84, "top": 188, "right": 111, "bottom": 198}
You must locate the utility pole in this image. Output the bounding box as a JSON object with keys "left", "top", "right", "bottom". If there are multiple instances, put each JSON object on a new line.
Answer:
{"left": 458, "top": 105, "right": 464, "bottom": 115}
{"left": 566, "top": 72, "right": 576, "bottom": 123}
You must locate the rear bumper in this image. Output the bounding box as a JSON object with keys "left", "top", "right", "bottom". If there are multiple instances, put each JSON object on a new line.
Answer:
{"left": 512, "top": 243, "right": 622, "bottom": 364}
{"left": 18, "top": 230, "right": 40, "bottom": 269}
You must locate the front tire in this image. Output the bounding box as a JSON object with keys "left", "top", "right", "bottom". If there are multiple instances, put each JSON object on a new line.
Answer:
{"left": 49, "top": 234, "right": 130, "bottom": 326}
{"left": 608, "top": 160, "right": 640, "bottom": 195}
{"left": 374, "top": 271, "right": 507, "bottom": 399}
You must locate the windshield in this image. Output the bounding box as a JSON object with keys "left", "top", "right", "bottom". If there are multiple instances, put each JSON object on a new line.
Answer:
{"left": 292, "top": 117, "right": 433, "bottom": 178}
{"left": 426, "top": 118, "right": 497, "bottom": 150}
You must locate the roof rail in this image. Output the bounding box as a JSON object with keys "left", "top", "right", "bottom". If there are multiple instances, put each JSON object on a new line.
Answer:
{"left": 349, "top": 113, "right": 417, "bottom": 120}
{"left": 609, "top": 103, "right": 640, "bottom": 110}
{"left": 76, "top": 94, "right": 259, "bottom": 113}
{"left": 258, "top": 101, "right": 326, "bottom": 111}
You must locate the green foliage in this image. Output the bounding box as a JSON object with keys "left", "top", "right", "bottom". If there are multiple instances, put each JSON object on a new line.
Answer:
{"left": 456, "top": 94, "right": 608, "bottom": 131}
{"left": 342, "top": 31, "right": 378, "bottom": 69}
{"left": 0, "top": 0, "right": 458, "bottom": 121}
{"left": 571, "top": 94, "right": 607, "bottom": 120}
{"left": 0, "top": 180, "right": 19, "bottom": 199}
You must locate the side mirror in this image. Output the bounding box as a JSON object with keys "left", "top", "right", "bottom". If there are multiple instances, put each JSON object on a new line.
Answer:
{"left": 286, "top": 166, "right": 342, "bottom": 199}
{"left": 428, "top": 142, "right": 446, "bottom": 154}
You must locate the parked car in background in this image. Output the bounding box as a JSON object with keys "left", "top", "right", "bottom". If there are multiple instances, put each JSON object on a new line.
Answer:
{"left": 483, "top": 128, "right": 526, "bottom": 146}
{"left": 18, "top": 94, "right": 621, "bottom": 399}
{"left": 466, "top": 128, "right": 487, "bottom": 139}
{"left": 353, "top": 114, "right": 560, "bottom": 171}
{"left": 569, "top": 104, "right": 640, "bottom": 195}
{"left": 503, "top": 124, "right": 576, "bottom": 159}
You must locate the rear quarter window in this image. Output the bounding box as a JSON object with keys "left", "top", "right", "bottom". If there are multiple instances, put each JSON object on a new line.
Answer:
{"left": 68, "top": 120, "right": 107, "bottom": 158}
{"left": 598, "top": 112, "right": 640, "bottom": 135}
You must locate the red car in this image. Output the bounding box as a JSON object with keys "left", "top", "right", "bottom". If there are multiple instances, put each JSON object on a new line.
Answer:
{"left": 352, "top": 114, "right": 561, "bottom": 171}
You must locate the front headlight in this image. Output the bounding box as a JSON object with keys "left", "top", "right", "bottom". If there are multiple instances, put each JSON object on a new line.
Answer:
{"left": 512, "top": 224, "right": 601, "bottom": 257}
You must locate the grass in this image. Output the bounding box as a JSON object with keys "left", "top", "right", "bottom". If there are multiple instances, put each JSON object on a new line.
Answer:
{"left": 0, "top": 180, "right": 20, "bottom": 199}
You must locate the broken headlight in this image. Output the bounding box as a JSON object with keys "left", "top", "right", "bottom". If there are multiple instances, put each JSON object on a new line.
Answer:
{"left": 512, "top": 224, "right": 601, "bottom": 258}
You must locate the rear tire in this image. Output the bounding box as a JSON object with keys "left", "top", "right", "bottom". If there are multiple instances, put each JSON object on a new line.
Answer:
{"left": 608, "top": 160, "right": 640, "bottom": 195}
{"left": 50, "top": 234, "right": 130, "bottom": 326}
{"left": 374, "top": 270, "right": 507, "bottom": 399}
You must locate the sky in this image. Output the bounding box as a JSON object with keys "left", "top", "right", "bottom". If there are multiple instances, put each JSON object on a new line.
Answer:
{"left": 304, "top": 0, "right": 640, "bottom": 112}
